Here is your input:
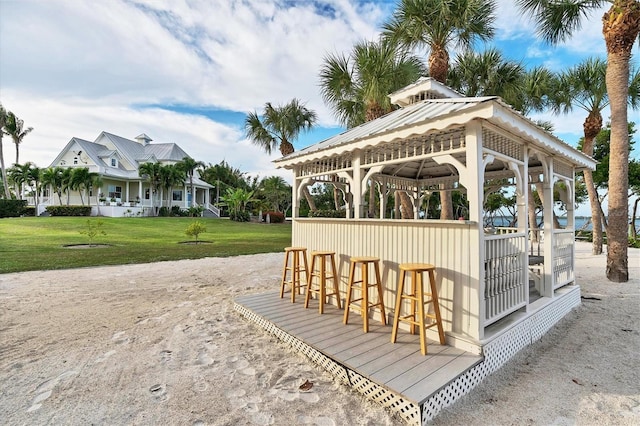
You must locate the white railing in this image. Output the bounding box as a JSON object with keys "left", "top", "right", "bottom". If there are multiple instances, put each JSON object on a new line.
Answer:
{"left": 553, "top": 230, "right": 574, "bottom": 288}
{"left": 484, "top": 232, "right": 527, "bottom": 325}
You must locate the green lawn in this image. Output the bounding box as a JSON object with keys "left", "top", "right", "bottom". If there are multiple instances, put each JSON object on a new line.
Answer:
{"left": 0, "top": 217, "right": 291, "bottom": 273}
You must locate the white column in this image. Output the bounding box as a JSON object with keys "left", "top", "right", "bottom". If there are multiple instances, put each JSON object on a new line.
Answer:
{"left": 352, "top": 150, "right": 362, "bottom": 218}
{"left": 542, "top": 157, "right": 555, "bottom": 297}
{"left": 464, "top": 121, "right": 483, "bottom": 340}
{"left": 292, "top": 170, "right": 299, "bottom": 218}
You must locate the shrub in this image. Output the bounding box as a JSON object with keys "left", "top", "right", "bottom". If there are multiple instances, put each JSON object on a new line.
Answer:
{"left": 187, "top": 206, "right": 203, "bottom": 217}
{"left": 264, "top": 211, "right": 285, "bottom": 223}
{"left": 308, "top": 209, "right": 345, "bottom": 218}
{"left": 185, "top": 220, "right": 207, "bottom": 242}
{"left": 229, "top": 211, "right": 250, "bottom": 222}
{"left": 79, "top": 219, "right": 106, "bottom": 245}
{"left": 46, "top": 206, "right": 92, "bottom": 216}
{"left": 24, "top": 207, "right": 36, "bottom": 217}
{"left": 158, "top": 206, "right": 171, "bottom": 217}
{"left": 0, "top": 199, "right": 28, "bottom": 218}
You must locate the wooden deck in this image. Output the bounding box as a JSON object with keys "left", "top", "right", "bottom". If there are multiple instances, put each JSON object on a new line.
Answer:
{"left": 235, "top": 291, "right": 483, "bottom": 410}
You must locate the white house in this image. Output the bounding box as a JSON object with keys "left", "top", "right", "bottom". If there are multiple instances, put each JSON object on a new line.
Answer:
{"left": 43, "top": 131, "right": 215, "bottom": 217}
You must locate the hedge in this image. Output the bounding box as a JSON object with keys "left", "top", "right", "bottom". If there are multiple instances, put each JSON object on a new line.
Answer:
{"left": 46, "top": 205, "right": 92, "bottom": 216}
{"left": 0, "top": 199, "right": 28, "bottom": 217}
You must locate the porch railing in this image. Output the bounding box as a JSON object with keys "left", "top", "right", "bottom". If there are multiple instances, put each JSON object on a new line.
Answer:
{"left": 553, "top": 230, "right": 574, "bottom": 288}
{"left": 484, "top": 232, "right": 527, "bottom": 325}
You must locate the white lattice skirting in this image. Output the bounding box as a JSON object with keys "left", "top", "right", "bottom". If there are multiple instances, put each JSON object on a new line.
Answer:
{"left": 234, "top": 286, "right": 581, "bottom": 425}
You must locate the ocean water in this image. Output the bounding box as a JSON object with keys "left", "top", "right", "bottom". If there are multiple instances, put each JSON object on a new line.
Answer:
{"left": 488, "top": 216, "right": 640, "bottom": 232}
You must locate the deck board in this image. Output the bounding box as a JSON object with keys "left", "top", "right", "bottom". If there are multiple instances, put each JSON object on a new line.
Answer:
{"left": 235, "top": 291, "right": 483, "bottom": 405}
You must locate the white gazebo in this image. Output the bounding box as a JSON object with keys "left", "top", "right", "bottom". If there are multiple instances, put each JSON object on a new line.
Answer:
{"left": 235, "top": 78, "right": 597, "bottom": 424}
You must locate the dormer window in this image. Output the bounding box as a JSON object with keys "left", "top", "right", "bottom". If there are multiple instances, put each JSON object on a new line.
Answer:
{"left": 111, "top": 158, "right": 118, "bottom": 167}
{"left": 74, "top": 157, "right": 78, "bottom": 165}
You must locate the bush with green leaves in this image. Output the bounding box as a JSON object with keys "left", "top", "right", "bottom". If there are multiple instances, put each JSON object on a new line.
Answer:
{"left": 185, "top": 220, "right": 207, "bottom": 243}
{"left": 79, "top": 219, "right": 106, "bottom": 245}
{"left": 46, "top": 206, "right": 92, "bottom": 216}
{"left": 0, "top": 199, "right": 28, "bottom": 217}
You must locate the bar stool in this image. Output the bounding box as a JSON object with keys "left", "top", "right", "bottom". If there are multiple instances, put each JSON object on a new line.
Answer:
{"left": 279, "top": 247, "right": 309, "bottom": 303}
{"left": 343, "top": 256, "right": 386, "bottom": 333}
{"left": 390, "top": 263, "right": 446, "bottom": 355}
{"left": 305, "top": 251, "right": 342, "bottom": 314}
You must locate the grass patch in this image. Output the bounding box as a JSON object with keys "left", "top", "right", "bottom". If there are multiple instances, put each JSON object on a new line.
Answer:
{"left": 0, "top": 217, "right": 291, "bottom": 273}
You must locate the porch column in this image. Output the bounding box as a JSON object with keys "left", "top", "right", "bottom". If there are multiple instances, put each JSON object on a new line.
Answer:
{"left": 464, "top": 121, "right": 483, "bottom": 340}
{"left": 352, "top": 150, "right": 362, "bottom": 218}
{"left": 541, "top": 156, "right": 555, "bottom": 297}
{"left": 378, "top": 179, "right": 387, "bottom": 219}
{"left": 126, "top": 182, "right": 130, "bottom": 203}
{"left": 138, "top": 181, "right": 142, "bottom": 204}
{"left": 292, "top": 169, "right": 300, "bottom": 218}
{"left": 184, "top": 184, "right": 188, "bottom": 208}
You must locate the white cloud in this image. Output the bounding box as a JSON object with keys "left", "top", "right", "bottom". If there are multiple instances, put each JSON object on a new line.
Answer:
{"left": 0, "top": 0, "right": 383, "bottom": 177}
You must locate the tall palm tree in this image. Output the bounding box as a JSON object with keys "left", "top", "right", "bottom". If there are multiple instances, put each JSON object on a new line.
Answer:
{"left": 258, "top": 175, "right": 292, "bottom": 213}
{"left": 90, "top": 174, "right": 104, "bottom": 211}
{"left": 7, "top": 163, "right": 32, "bottom": 200}
{"left": 41, "top": 167, "right": 65, "bottom": 205}
{"left": 560, "top": 59, "right": 640, "bottom": 255}
{"left": 517, "top": 0, "right": 640, "bottom": 282}
{"left": 383, "top": 0, "right": 497, "bottom": 220}
{"left": 448, "top": 48, "right": 525, "bottom": 103}
{"left": 26, "top": 163, "right": 41, "bottom": 206}
{"left": 139, "top": 162, "right": 162, "bottom": 215}
{"left": 320, "top": 38, "right": 425, "bottom": 217}
{"left": 3, "top": 111, "right": 33, "bottom": 165}
{"left": 245, "top": 99, "right": 318, "bottom": 212}
{"left": 177, "top": 157, "right": 204, "bottom": 208}
{"left": 0, "top": 104, "right": 10, "bottom": 198}
{"left": 159, "top": 164, "right": 184, "bottom": 208}
{"left": 69, "top": 167, "right": 93, "bottom": 205}
{"left": 61, "top": 168, "right": 73, "bottom": 205}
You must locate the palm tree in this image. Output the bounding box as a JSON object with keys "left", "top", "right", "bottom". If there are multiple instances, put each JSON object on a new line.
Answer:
{"left": 159, "top": 164, "right": 185, "bottom": 208}
{"left": 245, "top": 99, "right": 318, "bottom": 212}
{"left": 26, "top": 163, "right": 41, "bottom": 206}
{"left": 319, "top": 38, "right": 425, "bottom": 217}
{"left": 3, "top": 111, "right": 33, "bottom": 165}
{"left": 554, "top": 58, "right": 608, "bottom": 255}
{"left": 177, "top": 157, "right": 204, "bottom": 208}
{"left": 383, "top": 0, "right": 497, "bottom": 220}
{"left": 258, "top": 175, "right": 292, "bottom": 213}
{"left": 90, "top": 174, "right": 104, "bottom": 211}
{"left": 139, "top": 162, "right": 162, "bottom": 215}
{"left": 69, "top": 167, "right": 94, "bottom": 205}
{"left": 41, "top": 167, "right": 65, "bottom": 205}
{"left": 517, "top": 0, "right": 640, "bottom": 282}
{"left": 0, "top": 104, "right": 10, "bottom": 198}
{"left": 7, "top": 163, "right": 32, "bottom": 200}
{"left": 448, "top": 48, "right": 525, "bottom": 103}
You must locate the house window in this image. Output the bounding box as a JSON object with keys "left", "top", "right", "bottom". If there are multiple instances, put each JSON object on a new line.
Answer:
{"left": 145, "top": 188, "right": 150, "bottom": 200}
{"left": 172, "top": 190, "right": 183, "bottom": 201}
{"left": 111, "top": 158, "right": 118, "bottom": 167}
{"left": 108, "top": 185, "right": 122, "bottom": 199}
{"left": 74, "top": 157, "right": 78, "bottom": 165}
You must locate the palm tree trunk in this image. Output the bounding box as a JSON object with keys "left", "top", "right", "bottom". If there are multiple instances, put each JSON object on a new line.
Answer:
{"left": 605, "top": 51, "right": 630, "bottom": 282}
{"left": 0, "top": 140, "right": 9, "bottom": 198}
{"left": 603, "top": 1, "right": 639, "bottom": 282}
{"left": 439, "top": 188, "right": 453, "bottom": 220}
{"left": 400, "top": 192, "right": 413, "bottom": 219}
{"left": 302, "top": 186, "right": 316, "bottom": 212}
{"left": 583, "top": 170, "right": 604, "bottom": 253}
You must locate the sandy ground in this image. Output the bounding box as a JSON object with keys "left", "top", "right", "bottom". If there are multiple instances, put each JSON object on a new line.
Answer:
{"left": 0, "top": 242, "right": 638, "bottom": 425}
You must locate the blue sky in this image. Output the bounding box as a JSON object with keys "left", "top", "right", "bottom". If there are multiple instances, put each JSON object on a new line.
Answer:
{"left": 1, "top": 0, "right": 638, "bottom": 215}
